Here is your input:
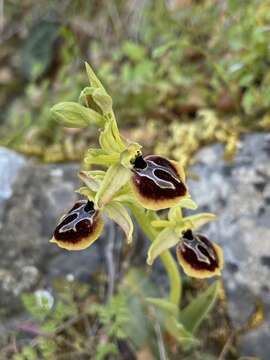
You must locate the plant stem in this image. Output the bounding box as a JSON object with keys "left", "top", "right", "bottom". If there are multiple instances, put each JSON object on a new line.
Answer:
{"left": 131, "top": 205, "right": 182, "bottom": 307}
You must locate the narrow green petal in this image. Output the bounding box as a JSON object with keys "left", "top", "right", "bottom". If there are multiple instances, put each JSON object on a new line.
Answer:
{"left": 147, "top": 228, "right": 179, "bottom": 265}
{"left": 168, "top": 206, "right": 183, "bottom": 222}
{"left": 84, "top": 148, "right": 120, "bottom": 167}
{"left": 75, "top": 186, "right": 95, "bottom": 201}
{"left": 151, "top": 220, "right": 171, "bottom": 228}
{"left": 184, "top": 213, "right": 217, "bottom": 230}
{"left": 95, "top": 164, "right": 131, "bottom": 207}
{"left": 178, "top": 197, "right": 198, "bottom": 210}
{"left": 104, "top": 202, "right": 133, "bottom": 243}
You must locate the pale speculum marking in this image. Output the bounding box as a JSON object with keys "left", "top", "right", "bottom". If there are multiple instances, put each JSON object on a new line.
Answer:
{"left": 59, "top": 202, "right": 95, "bottom": 233}
{"left": 181, "top": 234, "right": 216, "bottom": 265}
{"left": 133, "top": 159, "right": 181, "bottom": 190}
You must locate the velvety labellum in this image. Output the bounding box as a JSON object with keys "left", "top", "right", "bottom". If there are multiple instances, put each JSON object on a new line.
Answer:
{"left": 176, "top": 229, "right": 223, "bottom": 278}
{"left": 52, "top": 200, "right": 103, "bottom": 250}
{"left": 131, "top": 155, "right": 187, "bottom": 210}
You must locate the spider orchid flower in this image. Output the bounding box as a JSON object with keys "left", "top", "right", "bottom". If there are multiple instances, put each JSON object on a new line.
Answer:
{"left": 147, "top": 208, "right": 224, "bottom": 279}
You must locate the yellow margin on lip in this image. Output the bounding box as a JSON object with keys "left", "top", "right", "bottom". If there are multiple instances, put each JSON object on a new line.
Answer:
{"left": 130, "top": 158, "right": 189, "bottom": 211}
{"left": 49, "top": 217, "right": 104, "bottom": 251}
{"left": 176, "top": 242, "right": 224, "bottom": 279}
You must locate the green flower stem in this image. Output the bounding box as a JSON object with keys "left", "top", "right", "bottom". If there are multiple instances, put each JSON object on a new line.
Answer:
{"left": 131, "top": 205, "right": 182, "bottom": 307}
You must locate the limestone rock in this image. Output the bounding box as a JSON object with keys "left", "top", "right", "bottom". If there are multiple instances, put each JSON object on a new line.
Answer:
{"left": 188, "top": 133, "right": 270, "bottom": 359}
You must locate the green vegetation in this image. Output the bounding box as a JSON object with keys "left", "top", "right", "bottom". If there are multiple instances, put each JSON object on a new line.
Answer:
{"left": 1, "top": 0, "right": 270, "bottom": 165}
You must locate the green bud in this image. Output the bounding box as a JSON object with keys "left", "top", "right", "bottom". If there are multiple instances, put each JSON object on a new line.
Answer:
{"left": 51, "top": 102, "right": 105, "bottom": 128}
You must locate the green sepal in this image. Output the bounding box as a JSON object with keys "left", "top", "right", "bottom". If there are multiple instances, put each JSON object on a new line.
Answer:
{"left": 79, "top": 86, "right": 113, "bottom": 116}
{"left": 110, "top": 184, "right": 137, "bottom": 205}
{"left": 85, "top": 62, "right": 105, "bottom": 90}
{"left": 147, "top": 227, "right": 179, "bottom": 265}
{"left": 179, "top": 281, "right": 220, "bottom": 334}
{"left": 84, "top": 148, "right": 120, "bottom": 167}
{"left": 78, "top": 170, "right": 101, "bottom": 192}
{"left": 92, "top": 88, "right": 113, "bottom": 115}
{"left": 104, "top": 202, "right": 133, "bottom": 244}
{"left": 50, "top": 102, "right": 105, "bottom": 128}
{"left": 95, "top": 164, "right": 131, "bottom": 207}
{"left": 75, "top": 186, "right": 95, "bottom": 201}
{"left": 146, "top": 297, "right": 178, "bottom": 317}
{"left": 99, "top": 119, "right": 126, "bottom": 154}
{"left": 184, "top": 213, "right": 216, "bottom": 230}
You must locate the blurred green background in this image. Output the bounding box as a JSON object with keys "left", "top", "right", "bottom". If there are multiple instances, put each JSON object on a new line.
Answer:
{"left": 1, "top": 0, "right": 270, "bottom": 165}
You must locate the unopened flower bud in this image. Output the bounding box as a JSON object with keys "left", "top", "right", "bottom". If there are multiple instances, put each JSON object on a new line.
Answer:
{"left": 51, "top": 102, "right": 105, "bottom": 128}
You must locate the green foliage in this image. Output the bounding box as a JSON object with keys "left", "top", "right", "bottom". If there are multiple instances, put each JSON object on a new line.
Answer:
{"left": 91, "top": 294, "right": 129, "bottom": 339}
{"left": 180, "top": 281, "right": 221, "bottom": 333}
{"left": 2, "top": 0, "right": 270, "bottom": 164}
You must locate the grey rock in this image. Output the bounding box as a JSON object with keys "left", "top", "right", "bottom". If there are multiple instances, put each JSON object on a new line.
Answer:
{"left": 0, "top": 155, "right": 106, "bottom": 320}
{"left": 188, "top": 133, "right": 270, "bottom": 360}
{"left": 0, "top": 148, "right": 26, "bottom": 223}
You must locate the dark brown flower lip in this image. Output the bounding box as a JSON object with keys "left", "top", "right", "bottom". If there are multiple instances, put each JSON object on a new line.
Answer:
{"left": 177, "top": 230, "right": 220, "bottom": 273}
{"left": 131, "top": 155, "right": 187, "bottom": 209}
{"left": 132, "top": 155, "right": 181, "bottom": 190}
{"left": 53, "top": 200, "right": 98, "bottom": 244}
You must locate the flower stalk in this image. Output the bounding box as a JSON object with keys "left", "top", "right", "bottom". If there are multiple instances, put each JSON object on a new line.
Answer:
{"left": 130, "top": 204, "right": 182, "bottom": 306}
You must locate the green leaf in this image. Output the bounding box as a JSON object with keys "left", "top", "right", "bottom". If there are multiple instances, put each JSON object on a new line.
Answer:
{"left": 21, "top": 21, "right": 59, "bottom": 80}
{"left": 51, "top": 102, "right": 105, "bottom": 128}
{"left": 152, "top": 40, "right": 177, "bottom": 58}
{"left": 96, "top": 343, "right": 118, "bottom": 360}
{"left": 147, "top": 227, "right": 179, "bottom": 265}
{"left": 179, "top": 281, "right": 220, "bottom": 333}
{"left": 166, "top": 316, "right": 198, "bottom": 346}
{"left": 95, "top": 164, "right": 131, "bottom": 207}
{"left": 146, "top": 297, "right": 178, "bottom": 316}
{"left": 122, "top": 41, "right": 146, "bottom": 62}
{"left": 104, "top": 202, "right": 133, "bottom": 243}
